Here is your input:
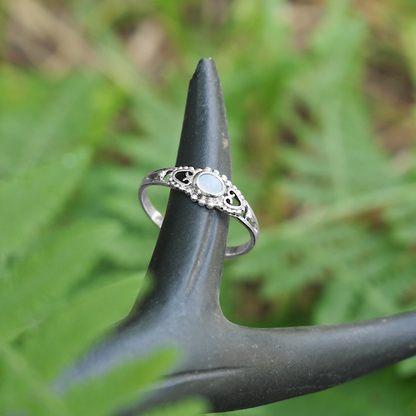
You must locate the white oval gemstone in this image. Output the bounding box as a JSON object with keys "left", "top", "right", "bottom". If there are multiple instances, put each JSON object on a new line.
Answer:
{"left": 197, "top": 172, "right": 224, "bottom": 195}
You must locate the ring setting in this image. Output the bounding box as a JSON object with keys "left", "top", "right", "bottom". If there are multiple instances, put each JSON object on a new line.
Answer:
{"left": 169, "top": 167, "right": 245, "bottom": 213}
{"left": 139, "top": 166, "right": 259, "bottom": 259}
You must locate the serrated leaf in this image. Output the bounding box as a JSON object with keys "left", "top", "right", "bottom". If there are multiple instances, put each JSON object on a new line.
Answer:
{"left": 22, "top": 273, "right": 143, "bottom": 379}
{"left": 131, "top": 92, "right": 183, "bottom": 167}
{"left": 314, "top": 276, "right": 359, "bottom": 324}
{"left": 105, "top": 231, "right": 155, "bottom": 269}
{"left": 64, "top": 349, "right": 178, "bottom": 416}
{"left": 0, "top": 219, "right": 120, "bottom": 340}
{"left": 0, "top": 72, "right": 101, "bottom": 174}
{"left": 397, "top": 355, "right": 416, "bottom": 378}
{"left": 0, "top": 148, "right": 91, "bottom": 257}
{"left": 0, "top": 343, "right": 72, "bottom": 416}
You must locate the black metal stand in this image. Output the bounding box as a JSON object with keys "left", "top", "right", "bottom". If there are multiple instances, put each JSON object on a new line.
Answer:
{"left": 60, "top": 59, "right": 416, "bottom": 414}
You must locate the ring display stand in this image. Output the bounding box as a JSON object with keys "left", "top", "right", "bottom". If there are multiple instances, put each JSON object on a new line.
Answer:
{"left": 58, "top": 59, "right": 416, "bottom": 414}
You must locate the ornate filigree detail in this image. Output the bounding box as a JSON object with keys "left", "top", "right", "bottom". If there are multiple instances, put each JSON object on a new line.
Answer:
{"left": 171, "top": 166, "right": 196, "bottom": 188}
{"left": 157, "top": 169, "right": 173, "bottom": 181}
{"left": 139, "top": 166, "right": 260, "bottom": 258}
{"left": 167, "top": 166, "right": 249, "bottom": 213}
{"left": 223, "top": 187, "right": 244, "bottom": 214}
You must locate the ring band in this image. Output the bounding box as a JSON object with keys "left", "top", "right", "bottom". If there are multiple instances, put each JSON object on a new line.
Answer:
{"left": 138, "top": 166, "right": 259, "bottom": 259}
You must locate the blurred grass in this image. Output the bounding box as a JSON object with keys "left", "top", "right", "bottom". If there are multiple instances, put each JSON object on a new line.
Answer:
{"left": 1, "top": 0, "right": 416, "bottom": 414}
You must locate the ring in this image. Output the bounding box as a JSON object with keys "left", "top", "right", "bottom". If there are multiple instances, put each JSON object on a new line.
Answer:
{"left": 138, "top": 166, "right": 259, "bottom": 259}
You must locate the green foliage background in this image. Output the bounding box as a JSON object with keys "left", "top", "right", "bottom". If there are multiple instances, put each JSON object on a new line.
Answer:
{"left": 1, "top": 0, "right": 416, "bottom": 414}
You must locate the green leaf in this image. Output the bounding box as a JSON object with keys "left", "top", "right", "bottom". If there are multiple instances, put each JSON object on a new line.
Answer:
{"left": 314, "top": 275, "right": 358, "bottom": 324}
{"left": 0, "top": 72, "right": 101, "bottom": 174}
{"left": 105, "top": 231, "right": 156, "bottom": 269}
{"left": 64, "top": 348, "right": 178, "bottom": 416}
{"left": 397, "top": 355, "right": 416, "bottom": 378}
{"left": 0, "top": 343, "right": 72, "bottom": 416}
{"left": 23, "top": 272, "right": 143, "bottom": 379}
{"left": 0, "top": 219, "right": 120, "bottom": 340}
{"left": 0, "top": 148, "right": 91, "bottom": 257}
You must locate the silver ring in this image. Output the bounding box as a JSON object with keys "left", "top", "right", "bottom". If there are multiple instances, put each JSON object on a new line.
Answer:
{"left": 138, "top": 166, "right": 259, "bottom": 259}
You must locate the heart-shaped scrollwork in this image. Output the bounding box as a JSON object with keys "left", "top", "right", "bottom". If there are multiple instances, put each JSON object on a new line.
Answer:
{"left": 172, "top": 168, "right": 195, "bottom": 188}
{"left": 223, "top": 188, "right": 244, "bottom": 211}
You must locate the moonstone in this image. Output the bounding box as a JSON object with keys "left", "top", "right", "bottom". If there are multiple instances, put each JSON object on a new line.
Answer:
{"left": 197, "top": 172, "right": 224, "bottom": 195}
